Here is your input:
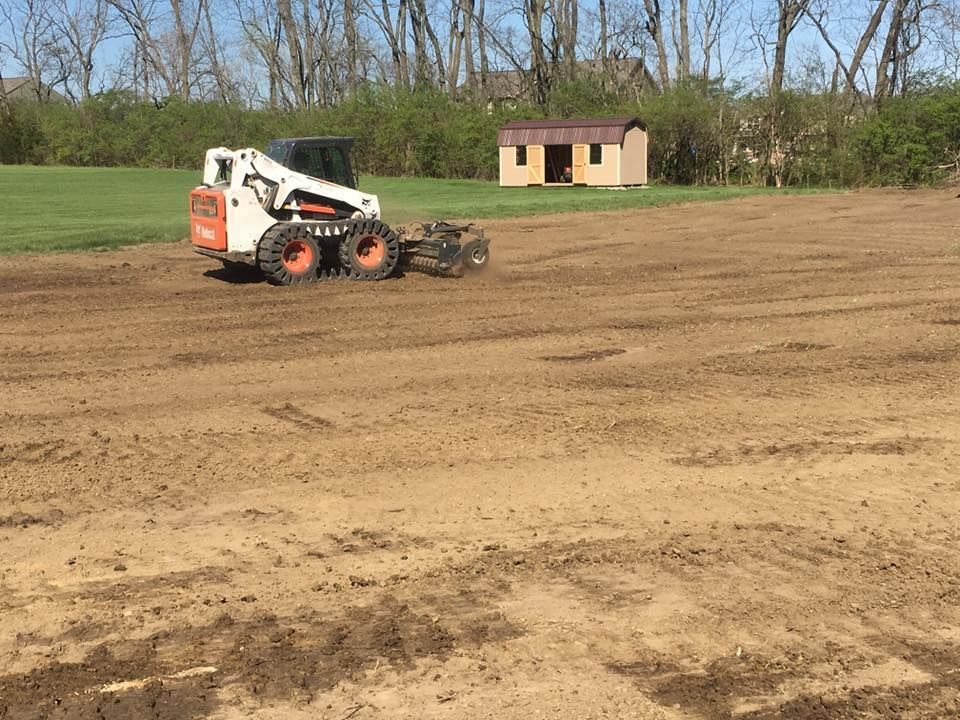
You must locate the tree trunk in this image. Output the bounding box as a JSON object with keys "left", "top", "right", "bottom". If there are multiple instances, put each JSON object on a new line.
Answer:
{"left": 771, "top": 0, "right": 808, "bottom": 93}
{"left": 202, "top": 0, "right": 230, "bottom": 101}
{"left": 847, "top": 0, "right": 889, "bottom": 95}
{"left": 598, "top": 0, "right": 608, "bottom": 81}
{"left": 701, "top": 0, "right": 716, "bottom": 80}
{"left": 277, "top": 0, "right": 306, "bottom": 105}
{"left": 808, "top": 0, "right": 888, "bottom": 99}
{"left": 397, "top": 0, "right": 409, "bottom": 88}
{"left": 875, "top": 0, "right": 906, "bottom": 99}
{"left": 106, "top": 0, "right": 176, "bottom": 97}
{"left": 525, "top": 0, "right": 549, "bottom": 103}
{"left": 561, "top": 0, "right": 577, "bottom": 80}
{"left": 406, "top": 0, "right": 430, "bottom": 85}
{"left": 678, "top": 0, "right": 690, "bottom": 81}
{"left": 0, "top": 69, "right": 8, "bottom": 112}
{"left": 766, "top": 0, "right": 809, "bottom": 188}
{"left": 366, "top": 0, "right": 408, "bottom": 88}
{"left": 344, "top": 0, "right": 358, "bottom": 92}
{"left": 447, "top": 1, "right": 463, "bottom": 95}
{"left": 476, "top": 0, "right": 488, "bottom": 91}
{"left": 170, "top": 0, "right": 190, "bottom": 99}
{"left": 642, "top": 0, "right": 670, "bottom": 91}
{"left": 169, "top": 0, "right": 203, "bottom": 100}
{"left": 302, "top": 0, "right": 315, "bottom": 106}
{"left": 419, "top": 0, "right": 446, "bottom": 89}
{"left": 461, "top": 0, "right": 475, "bottom": 89}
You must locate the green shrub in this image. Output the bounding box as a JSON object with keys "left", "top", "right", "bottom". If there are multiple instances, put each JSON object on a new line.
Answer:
{"left": 5, "top": 83, "right": 960, "bottom": 187}
{"left": 853, "top": 85, "right": 960, "bottom": 185}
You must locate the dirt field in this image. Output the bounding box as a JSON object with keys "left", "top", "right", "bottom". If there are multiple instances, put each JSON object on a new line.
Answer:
{"left": 1, "top": 190, "right": 959, "bottom": 720}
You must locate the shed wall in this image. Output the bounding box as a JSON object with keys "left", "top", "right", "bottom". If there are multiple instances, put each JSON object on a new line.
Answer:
{"left": 582, "top": 144, "right": 620, "bottom": 186}
{"left": 620, "top": 127, "right": 648, "bottom": 185}
{"left": 499, "top": 146, "right": 527, "bottom": 187}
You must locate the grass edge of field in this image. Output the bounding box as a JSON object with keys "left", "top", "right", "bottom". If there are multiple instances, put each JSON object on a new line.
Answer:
{"left": 0, "top": 165, "right": 839, "bottom": 255}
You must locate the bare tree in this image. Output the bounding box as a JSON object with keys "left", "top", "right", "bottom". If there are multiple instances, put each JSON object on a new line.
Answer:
{"left": 276, "top": 0, "right": 307, "bottom": 105}
{"left": 172, "top": 0, "right": 204, "bottom": 99}
{"left": 525, "top": 0, "right": 549, "bottom": 102}
{"left": 461, "top": 0, "right": 476, "bottom": 88}
{"left": 555, "top": 0, "right": 578, "bottom": 80}
{"left": 599, "top": 0, "right": 662, "bottom": 94}
{"left": 598, "top": 0, "right": 609, "bottom": 78}
{"left": 876, "top": 0, "right": 926, "bottom": 99}
{"left": 446, "top": 0, "right": 463, "bottom": 94}
{"left": 771, "top": 0, "right": 811, "bottom": 92}
{"left": 806, "top": 0, "right": 890, "bottom": 99}
{"left": 0, "top": 0, "right": 71, "bottom": 99}
{"left": 677, "top": 0, "right": 690, "bottom": 80}
{"left": 232, "top": 0, "right": 287, "bottom": 106}
{"left": 197, "top": 0, "right": 232, "bottom": 101}
{"left": 344, "top": 0, "right": 359, "bottom": 92}
{"left": 107, "top": 0, "right": 177, "bottom": 99}
{"left": 408, "top": 0, "right": 445, "bottom": 88}
{"left": 362, "top": 0, "right": 410, "bottom": 88}
{"left": 475, "top": 0, "right": 490, "bottom": 89}
{"left": 45, "top": 0, "right": 113, "bottom": 101}
{"left": 642, "top": 0, "right": 671, "bottom": 90}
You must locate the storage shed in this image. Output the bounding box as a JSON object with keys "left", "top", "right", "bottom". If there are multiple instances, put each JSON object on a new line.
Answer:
{"left": 497, "top": 116, "right": 647, "bottom": 187}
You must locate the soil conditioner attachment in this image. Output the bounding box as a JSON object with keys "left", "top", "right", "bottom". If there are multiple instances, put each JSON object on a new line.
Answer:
{"left": 189, "top": 139, "right": 490, "bottom": 285}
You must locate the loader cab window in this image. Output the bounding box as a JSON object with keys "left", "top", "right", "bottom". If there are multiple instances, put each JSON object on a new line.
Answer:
{"left": 291, "top": 145, "right": 351, "bottom": 188}
{"left": 214, "top": 159, "right": 231, "bottom": 184}
{"left": 265, "top": 141, "right": 287, "bottom": 165}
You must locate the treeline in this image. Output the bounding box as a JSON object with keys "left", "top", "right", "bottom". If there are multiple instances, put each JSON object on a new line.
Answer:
{"left": 4, "top": 0, "right": 960, "bottom": 187}
{"left": 4, "top": 81, "right": 960, "bottom": 187}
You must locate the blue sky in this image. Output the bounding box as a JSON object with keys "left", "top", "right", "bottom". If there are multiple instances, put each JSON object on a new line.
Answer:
{"left": 1, "top": 0, "right": 955, "bottom": 100}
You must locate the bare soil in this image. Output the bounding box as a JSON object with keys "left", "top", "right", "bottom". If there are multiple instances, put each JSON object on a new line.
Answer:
{"left": 1, "top": 189, "right": 959, "bottom": 720}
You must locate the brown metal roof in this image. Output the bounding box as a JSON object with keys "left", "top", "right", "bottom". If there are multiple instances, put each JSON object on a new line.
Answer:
{"left": 497, "top": 116, "right": 645, "bottom": 147}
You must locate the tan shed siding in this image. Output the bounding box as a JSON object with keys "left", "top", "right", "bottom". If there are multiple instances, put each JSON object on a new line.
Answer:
{"left": 617, "top": 145, "right": 623, "bottom": 186}
{"left": 583, "top": 144, "right": 620, "bottom": 186}
{"left": 620, "top": 127, "right": 648, "bottom": 185}
{"left": 525, "top": 145, "right": 545, "bottom": 185}
{"left": 499, "top": 146, "right": 527, "bottom": 187}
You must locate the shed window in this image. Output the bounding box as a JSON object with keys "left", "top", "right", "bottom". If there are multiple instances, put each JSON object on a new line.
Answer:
{"left": 516, "top": 145, "right": 527, "bottom": 166}
{"left": 589, "top": 143, "right": 603, "bottom": 165}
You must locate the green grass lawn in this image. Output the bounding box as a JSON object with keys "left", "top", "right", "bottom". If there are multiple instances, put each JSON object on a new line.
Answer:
{"left": 0, "top": 165, "right": 821, "bottom": 254}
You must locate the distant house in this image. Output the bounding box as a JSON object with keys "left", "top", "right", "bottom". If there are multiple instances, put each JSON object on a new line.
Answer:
{"left": 0, "top": 76, "right": 68, "bottom": 103}
{"left": 497, "top": 116, "right": 648, "bottom": 187}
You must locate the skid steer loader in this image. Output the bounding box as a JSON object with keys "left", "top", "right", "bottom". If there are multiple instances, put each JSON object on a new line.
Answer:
{"left": 189, "top": 137, "right": 490, "bottom": 285}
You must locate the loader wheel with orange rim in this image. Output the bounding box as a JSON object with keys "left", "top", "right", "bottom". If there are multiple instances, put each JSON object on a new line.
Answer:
{"left": 338, "top": 220, "right": 401, "bottom": 280}
{"left": 258, "top": 225, "right": 321, "bottom": 285}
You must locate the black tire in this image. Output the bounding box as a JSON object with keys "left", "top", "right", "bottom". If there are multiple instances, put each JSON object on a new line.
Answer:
{"left": 338, "top": 220, "right": 401, "bottom": 280}
{"left": 462, "top": 239, "right": 490, "bottom": 272}
{"left": 258, "top": 225, "right": 321, "bottom": 285}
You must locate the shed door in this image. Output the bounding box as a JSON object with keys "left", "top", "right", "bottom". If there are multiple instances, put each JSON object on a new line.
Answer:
{"left": 572, "top": 144, "right": 587, "bottom": 184}
{"left": 526, "top": 145, "right": 544, "bottom": 185}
